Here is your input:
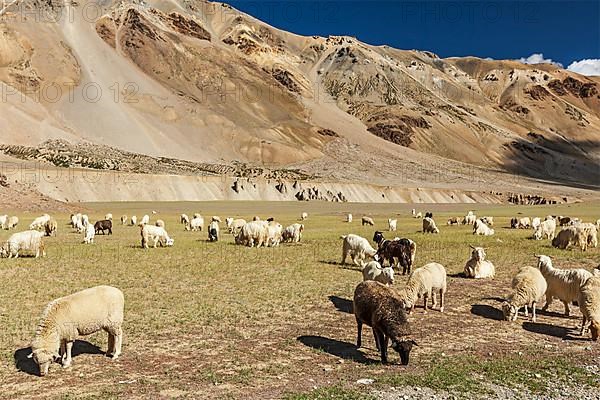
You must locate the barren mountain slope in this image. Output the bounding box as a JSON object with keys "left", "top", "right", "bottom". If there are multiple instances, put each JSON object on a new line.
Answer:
{"left": 0, "top": 0, "right": 598, "bottom": 190}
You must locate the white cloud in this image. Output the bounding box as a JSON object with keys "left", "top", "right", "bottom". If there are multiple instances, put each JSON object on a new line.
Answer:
{"left": 567, "top": 59, "right": 600, "bottom": 76}
{"left": 517, "top": 53, "right": 563, "bottom": 68}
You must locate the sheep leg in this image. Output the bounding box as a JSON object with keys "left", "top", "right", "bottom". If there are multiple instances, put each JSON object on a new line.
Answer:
{"left": 523, "top": 305, "right": 529, "bottom": 317}
{"left": 531, "top": 302, "right": 537, "bottom": 323}
{"left": 356, "top": 320, "right": 362, "bottom": 348}
{"left": 59, "top": 341, "right": 66, "bottom": 362}
{"left": 112, "top": 327, "right": 123, "bottom": 359}
{"left": 341, "top": 248, "right": 347, "bottom": 265}
{"left": 63, "top": 341, "right": 73, "bottom": 368}
{"left": 423, "top": 294, "right": 428, "bottom": 313}
{"left": 372, "top": 328, "right": 380, "bottom": 351}
{"left": 563, "top": 301, "right": 571, "bottom": 316}
{"left": 107, "top": 332, "right": 115, "bottom": 355}
{"left": 542, "top": 296, "right": 553, "bottom": 312}
{"left": 439, "top": 289, "right": 445, "bottom": 313}
{"left": 581, "top": 317, "right": 589, "bottom": 336}
{"left": 375, "top": 330, "right": 388, "bottom": 363}
{"left": 431, "top": 292, "right": 438, "bottom": 310}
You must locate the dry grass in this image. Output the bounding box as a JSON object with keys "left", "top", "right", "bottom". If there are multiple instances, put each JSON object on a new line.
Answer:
{"left": 0, "top": 201, "right": 599, "bottom": 399}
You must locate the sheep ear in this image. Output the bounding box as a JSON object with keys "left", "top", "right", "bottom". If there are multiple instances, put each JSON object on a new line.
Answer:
{"left": 27, "top": 353, "right": 33, "bottom": 359}
{"left": 469, "top": 245, "right": 476, "bottom": 250}
{"left": 410, "top": 340, "right": 418, "bottom": 346}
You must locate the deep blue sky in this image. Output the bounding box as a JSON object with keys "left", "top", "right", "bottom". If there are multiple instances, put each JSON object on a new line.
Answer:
{"left": 226, "top": 1, "right": 599, "bottom": 66}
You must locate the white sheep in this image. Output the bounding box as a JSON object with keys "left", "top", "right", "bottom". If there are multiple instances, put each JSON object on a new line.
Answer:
{"left": 464, "top": 246, "right": 495, "bottom": 279}
{"left": 236, "top": 221, "right": 268, "bottom": 247}
{"left": 422, "top": 217, "right": 439, "bottom": 234}
{"left": 83, "top": 223, "right": 95, "bottom": 244}
{"left": 187, "top": 215, "right": 204, "bottom": 231}
{"left": 502, "top": 266, "right": 547, "bottom": 322}
{"left": 141, "top": 224, "right": 174, "bottom": 248}
{"left": 208, "top": 220, "right": 220, "bottom": 242}
{"left": 576, "top": 223, "right": 598, "bottom": 249}
{"left": 29, "top": 285, "right": 124, "bottom": 376}
{"left": 536, "top": 255, "right": 592, "bottom": 316}
{"left": 388, "top": 219, "right": 397, "bottom": 232}
{"left": 533, "top": 219, "right": 556, "bottom": 240}
{"left": 361, "top": 260, "right": 395, "bottom": 286}
{"left": 399, "top": 262, "right": 447, "bottom": 313}
{"left": 81, "top": 215, "right": 89, "bottom": 227}
{"left": 0, "top": 214, "right": 8, "bottom": 229}
{"left": 414, "top": 212, "right": 423, "bottom": 219}
{"left": 211, "top": 216, "right": 221, "bottom": 223}
{"left": 44, "top": 219, "right": 57, "bottom": 237}
{"left": 473, "top": 219, "right": 494, "bottom": 236}
{"left": 596, "top": 219, "right": 600, "bottom": 231}
{"left": 346, "top": 213, "right": 353, "bottom": 223}
{"left": 282, "top": 223, "right": 304, "bottom": 243}
{"left": 301, "top": 212, "right": 308, "bottom": 221}
{"left": 517, "top": 217, "right": 531, "bottom": 229}
{"left": 578, "top": 276, "right": 600, "bottom": 340}
{"left": 462, "top": 214, "right": 476, "bottom": 225}
{"left": 266, "top": 222, "right": 283, "bottom": 247}
{"left": 362, "top": 216, "right": 374, "bottom": 226}
{"left": 340, "top": 234, "right": 377, "bottom": 266}
{"left": 7, "top": 216, "right": 18, "bottom": 230}
{"left": 531, "top": 217, "right": 541, "bottom": 230}
{"left": 226, "top": 218, "right": 246, "bottom": 234}
{"left": 29, "top": 214, "right": 51, "bottom": 230}
{"left": 130, "top": 215, "right": 137, "bottom": 226}
{"left": 120, "top": 215, "right": 128, "bottom": 225}
{"left": 0, "top": 230, "right": 45, "bottom": 258}
{"left": 70, "top": 214, "right": 78, "bottom": 228}
{"left": 139, "top": 215, "right": 150, "bottom": 226}
{"left": 105, "top": 213, "right": 113, "bottom": 221}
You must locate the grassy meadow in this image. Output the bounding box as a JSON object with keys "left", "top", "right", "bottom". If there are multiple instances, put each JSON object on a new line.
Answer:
{"left": 0, "top": 201, "right": 599, "bottom": 399}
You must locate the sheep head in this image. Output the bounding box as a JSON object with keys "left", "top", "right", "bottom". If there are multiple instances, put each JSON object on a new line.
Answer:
{"left": 534, "top": 255, "right": 552, "bottom": 270}
{"left": 470, "top": 246, "right": 486, "bottom": 261}
{"left": 391, "top": 339, "right": 418, "bottom": 365}
{"left": 501, "top": 301, "right": 518, "bottom": 322}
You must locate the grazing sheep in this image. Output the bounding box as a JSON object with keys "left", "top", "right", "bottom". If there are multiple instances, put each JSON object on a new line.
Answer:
{"left": 362, "top": 216, "right": 375, "bottom": 226}
{"left": 578, "top": 276, "right": 600, "bottom": 340}
{"left": 447, "top": 217, "right": 459, "bottom": 225}
{"left": 44, "top": 218, "right": 58, "bottom": 237}
{"left": 414, "top": 212, "right": 423, "bottom": 219}
{"left": 464, "top": 246, "right": 495, "bottom": 279}
{"left": 70, "top": 214, "right": 78, "bottom": 228}
{"left": 411, "top": 209, "right": 416, "bottom": 217}
{"left": 227, "top": 218, "right": 246, "bottom": 234}
{"left": 141, "top": 224, "right": 174, "bottom": 248}
{"left": 120, "top": 215, "right": 128, "bottom": 225}
{"left": 7, "top": 216, "right": 18, "bottom": 230}
{"left": 517, "top": 217, "right": 531, "bottom": 229}
{"left": 83, "top": 223, "right": 95, "bottom": 244}
{"left": 180, "top": 214, "right": 190, "bottom": 225}
{"left": 552, "top": 226, "right": 586, "bottom": 251}
{"left": 74, "top": 218, "right": 85, "bottom": 234}
{"left": 533, "top": 219, "right": 557, "bottom": 241}
{"left": 29, "top": 285, "right": 124, "bottom": 376}
{"left": 462, "top": 214, "right": 476, "bottom": 225}
{"left": 502, "top": 266, "right": 547, "bottom": 322}
{"left": 94, "top": 220, "right": 112, "bottom": 235}
{"left": 0, "top": 215, "right": 7, "bottom": 229}
{"left": 301, "top": 212, "right": 308, "bottom": 221}
{"left": 510, "top": 217, "right": 518, "bottom": 229}
{"left": 340, "top": 234, "right": 377, "bottom": 266}
{"left": 353, "top": 281, "right": 416, "bottom": 364}
{"left": 399, "top": 262, "right": 447, "bottom": 313}
{"left": 29, "top": 214, "right": 51, "bottom": 230}
{"left": 139, "top": 215, "right": 150, "bottom": 226}
{"left": 130, "top": 216, "right": 137, "bottom": 226}
{"left": 473, "top": 219, "right": 494, "bottom": 236}
{"left": 576, "top": 223, "right": 598, "bottom": 249}
{"left": 346, "top": 213, "right": 353, "bottom": 223}
{"left": 155, "top": 219, "right": 165, "bottom": 228}
{"left": 236, "top": 221, "right": 268, "bottom": 247}
{"left": 266, "top": 222, "right": 283, "bottom": 247}
{"left": 422, "top": 217, "right": 439, "bottom": 234}
{"left": 388, "top": 219, "right": 397, "bottom": 232}
{"left": 104, "top": 213, "right": 113, "bottom": 221}
{"left": 187, "top": 215, "right": 204, "bottom": 232}
{"left": 208, "top": 221, "right": 220, "bottom": 242}
{"left": 361, "top": 261, "right": 395, "bottom": 286}
{"left": 282, "top": 223, "right": 304, "bottom": 243}
{"left": 531, "top": 217, "right": 541, "bottom": 230}
{"left": 373, "top": 232, "right": 416, "bottom": 275}
{"left": 536, "top": 255, "right": 592, "bottom": 316}
{"left": 0, "top": 230, "right": 45, "bottom": 258}
{"left": 480, "top": 216, "right": 494, "bottom": 226}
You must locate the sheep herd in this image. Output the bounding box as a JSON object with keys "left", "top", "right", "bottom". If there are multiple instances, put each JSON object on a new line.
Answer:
{"left": 2, "top": 207, "right": 599, "bottom": 375}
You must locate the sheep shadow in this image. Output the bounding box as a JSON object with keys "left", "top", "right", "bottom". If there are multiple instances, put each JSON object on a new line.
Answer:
{"left": 297, "top": 335, "right": 376, "bottom": 364}
{"left": 471, "top": 304, "right": 504, "bottom": 321}
{"left": 15, "top": 341, "right": 104, "bottom": 376}
{"left": 522, "top": 322, "right": 586, "bottom": 341}
{"left": 537, "top": 309, "right": 581, "bottom": 320}
{"left": 329, "top": 295, "right": 353, "bottom": 314}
